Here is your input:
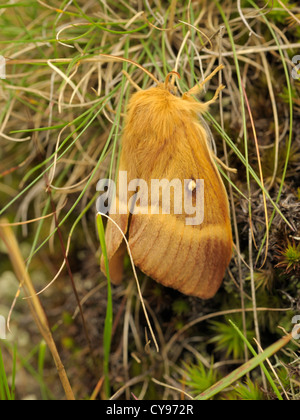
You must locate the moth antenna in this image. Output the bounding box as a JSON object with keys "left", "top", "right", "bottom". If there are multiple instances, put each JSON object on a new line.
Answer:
{"left": 185, "top": 64, "right": 225, "bottom": 97}
{"left": 165, "top": 71, "right": 180, "bottom": 89}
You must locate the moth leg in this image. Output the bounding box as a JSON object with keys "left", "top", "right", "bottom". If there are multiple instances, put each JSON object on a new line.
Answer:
{"left": 204, "top": 83, "right": 225, "bottom": 106}
{"left": 185, "top": 64, "right": 225, "bottom": 97}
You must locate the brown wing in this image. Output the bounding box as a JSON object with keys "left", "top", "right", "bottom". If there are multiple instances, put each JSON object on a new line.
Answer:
{"left": 101, "top": 142, "right": 232, "bottom": 298}
{"left": 100, "top": 196, "right": 129, "bottom": 285}
{"left": 101, "top": 85, "right": 233, "bottom": 298}
{"left": 128, "top": 214, "right": 232, "bottom": 299}
{"left": 126, "top": 134, "right": 232, "bottom": 298}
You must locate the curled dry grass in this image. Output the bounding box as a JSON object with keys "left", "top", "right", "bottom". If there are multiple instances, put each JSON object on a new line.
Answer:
{"left": 0, "top": 0, "right": 299, "bottom": 400}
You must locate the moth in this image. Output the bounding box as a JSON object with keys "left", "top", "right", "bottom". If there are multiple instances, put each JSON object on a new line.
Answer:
{"left": 100, "top": 66, "right": 233, "bottom": 299}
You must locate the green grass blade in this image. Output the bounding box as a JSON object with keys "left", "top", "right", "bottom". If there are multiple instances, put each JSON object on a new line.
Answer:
{"left": 96, "top": 214, "right": 113, "bottom": 399}
{"left": 228, "top": 320, "right": 283, "bottom": 400}
{"left": 195, "top": 332, "right": 292, "bottom": 400}
{"left": 11, "top": 344, "right": 17, "bottom": 401}
{"left": 0, "top": 344, "right": 12, "bottom": 400}
{"left": 38, "top": 341, "right": 48, "bottom": 400}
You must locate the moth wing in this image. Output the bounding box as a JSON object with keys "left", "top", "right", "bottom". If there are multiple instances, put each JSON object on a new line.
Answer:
{"left": 128, "top": 213, "right": 232, "bottom": 300}
{"left": 101, "top": 85, "right": 233, "bottom": 298}
{"left": 123, "top": 122, "right": 232, "bottom": 299}
{"left": 100, "top": 196, "right": 129, "bottom": 285}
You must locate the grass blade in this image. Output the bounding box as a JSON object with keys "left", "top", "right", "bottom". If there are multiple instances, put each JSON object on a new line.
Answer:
{"left": 0, "top": 221, "right": 75, "bottom": 401}
{"left": 0, "top": 345, "right": 12, "bottom": 400}
{"left": 228, "top": 320, "right": 283, "bottom": 400}
{"left": 195, "top": 332, "right": 293, "bottom": 400}
{"left": 96, "top": 214, "right": 113, "bottom": 399}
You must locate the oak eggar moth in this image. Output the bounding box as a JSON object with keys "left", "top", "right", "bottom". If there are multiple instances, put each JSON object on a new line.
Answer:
{"left": 100, "top": 66, "right": 233, "bottom": 299}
